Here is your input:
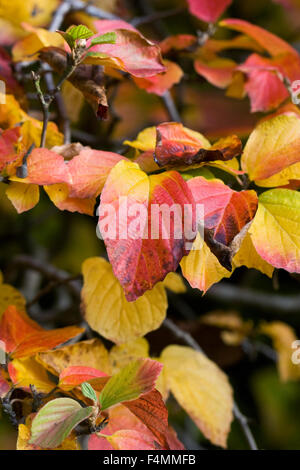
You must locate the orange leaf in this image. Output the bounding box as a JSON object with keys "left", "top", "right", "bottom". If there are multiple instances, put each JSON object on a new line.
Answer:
{"left": 220, "top": 18, "right": 299, "bottom": 57}
{"left": 133, "top": 60, "right": 183, "bottom": 96}
{"left": 0, "top": 305, "right": 84, "bottom": 358}
{"left": 59, "top": 366, "right": 108, "bottom": 390}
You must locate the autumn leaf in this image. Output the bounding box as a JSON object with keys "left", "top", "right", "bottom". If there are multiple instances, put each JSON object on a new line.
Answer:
{"left": 99, "top": 160, "right": 196, "bottom": 301}
{"left": 242, "top": 113, "right": 300, "bottom": 183}
{"left": 29, "top": 398, "right": 93, "bottom": 448}
{"left": 124, "top": 389, "right": 177, "bottom": 450}
{"left": 155, "top": 122, "right": 242, "bottom": 170}
{"left": 88, "top": 403, "right": 168, "bottom": 450}
{"left": 0, "top": 272, "right": 26, "bottom": 317}
{"left": 0, "top": 369, "right": 10, "bottom": 398}
{"left": 194, "top": 57, "right": 237, "bottom": 88}
{"left": 181, "top": 234, "right": 232, "bottom": 293}
{"left": 260, "top": 322, "right": 300, "bottom": 382}
{"left": 233, "top": 231, "right": 274, "bottom": 278}
{"left": 109, "top": 338, "right": 149, "bottom": 374}
{"left": 85, "top": 19, "right": 165, "bottom": 78}
{"left": 185, "top": 176, "right": 257, "bottom": 270}
{"left": 249, "top": 189, "right": 300, "bottom": 273}
{"left": 187, "top": 0, "right": 232, "bottom": 22}
{"left": 39, "top": 48, "right": 109, "bottom": 119}
{"left": 81, "top": 257, "right": 167, "bottom": 343}
{"left": 161, "top": 345, "right": 233, "bottom": 448}
{"left": 37, "top": 338, "right": 111, "bottom": 377}
{"left": 8, "top": 357, "right": 55, "bottom": 393}
{"left": 237, "top": 54, "right": 289, "bottom": 112}
{"left": 104, "top": 429, "right": 158, "bottom": 450}
{"left": 59, "top": 366, "right": 108, "bottom": 391}
{"left": 133, "top": 60, "right": 183, "bottom": 96}
{"left": 17, "top": 417, "right": 79, "bottom": 450}
{"left": 98, "top": 358, "right": 162, "bottom": 410}
{"left": 12, "top": 26, "right": 64, "bottom": 62}
{"left": 6, "top": 181, "right": 40, "bottom": 213}
{"left": 0, "top": 95, "right": 63, "bottom": 149}
{"left": 188, "top": 177, "right": 258, "bottom": 246}
{"left": 220, "top": 18, "right": 299, "bottom": 57}
{"left": 0, "top": 305, "right": 84, "bottom": 358}
{"left": 0, "top": 127, "right": 20, "bottom": 171}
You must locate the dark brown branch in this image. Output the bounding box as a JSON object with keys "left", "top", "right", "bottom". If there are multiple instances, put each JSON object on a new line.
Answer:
{"left": 11, "top": 255, "right": 81, "bottom": 298}
{"left": 131, "top": 7, "right": 185, "bottom": 27}
{"left": 205, "top": 282, "right": 300, "bottom": 315}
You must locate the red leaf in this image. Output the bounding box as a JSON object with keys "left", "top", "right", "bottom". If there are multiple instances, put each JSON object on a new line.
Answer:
{"left": 187, "top": 0, "right": 232, "bottom": 22}
{"left": 124, "top": 389, "right": 184, "bottom": 450}
{"left": 188, "top": 176, "right": 258, "bottom": 245}
{"left": 89, "top": 20, "right": 165, "bottom": 78}
{"left": 59, "top": 366, "right": 108, "bottom": 390}
{"left": 155, "top": 122, "right": 241, "bottom": 168}
{"left": 99, "top": 160, "right": 196, "bottom": 301}
{"left": 0, "top": 127, "right": 20, "bottom": 171}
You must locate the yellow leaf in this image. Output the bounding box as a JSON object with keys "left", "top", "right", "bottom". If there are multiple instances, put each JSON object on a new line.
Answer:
{"left": 161, "top": 345, "right": 233, "bottom": 447}
{"left": 180, "top": 234, "right": 232, "bottom": 293}
{"left": 6, "top": 182, "right": 39, "bottom": 213}
{"left": 0, "top": 0, "right": 59, "bottom": 29}
{"left": 233, "top": 231, "right": 274, "bottom": 278}
{"left": 0, "top": 95, "right": 63, "bottom": 149}
{"left": 124, "top": 127, "right": 156, "bottom": 152}
{"left": 201, "top": 311, "right": 253, "bottom": 346}
{"left": 37, "top": 338, "right": 111, "bottom": 377}
{"left": 0, "top": 275, "right": 26, "bottom": 317}
{"left": 260, "top": 322, "right": 300, "bottom": 382}
{"left": 81, "top": 257, "right": 167, "bottom": 344}
{"left": 109, "top": 338, "right": 149, "bottom": 374}
{"left": 162, "top": 272, "right": 186, "bottom": 293}
{"left": 9, "top": 357, "right": 55, "bottom": 393}
{"left": 12, "top": 27, "right": 64, "bottom": 62}
{"left": 61, "top": 82, "right": 85, "bottom": 124}
{"left": 249, "top": 189, "right": 300, "bottom": 272}
{"left": 242, "top": 114, "right": 300, "bottom": 182}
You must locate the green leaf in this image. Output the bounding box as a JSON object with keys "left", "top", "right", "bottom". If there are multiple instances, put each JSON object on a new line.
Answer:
{"left": 90, "top": 32, "right": 117, "bottom": 46}
{"left": 98, "top": 358, "right": 162, "bottom": 411}
{"left": 57, "top": 31, "right": 75, "bottom": 50}
{"left": 67, "top": 25, "right": 94, "bottom": 40}
{"left": 81, "top": 382, "right": 97, "bottom": 402}
{"left": 29, "top": 398, "right": 93, "bottom": 448}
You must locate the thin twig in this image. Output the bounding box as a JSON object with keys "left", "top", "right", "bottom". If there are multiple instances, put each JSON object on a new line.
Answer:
{"left": 205, "top": 282, "right": 300, "bottom": 315}
{"left": 162, "top": 91, "right": 181, "bottom": 122}
{"left": 163, "top": 317, "right": 258, "bottom": 450}
{"left": 11, "top": 255, "right": 82, "bottom": 298}
{"left": 27, "top": 274, "right": 82, "bottom": 308}
{"left": 131, "top": 7, "right": 184, "bottom": 27}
